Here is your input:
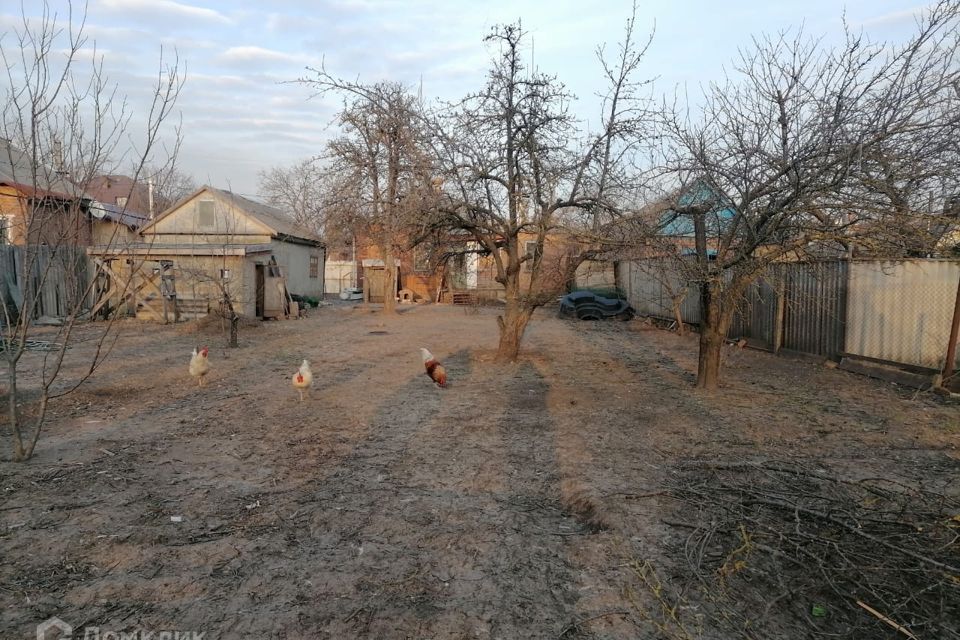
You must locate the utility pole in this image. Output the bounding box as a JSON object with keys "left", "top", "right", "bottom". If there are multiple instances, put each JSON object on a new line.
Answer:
{"left": 148, "top": 176, "right": 155, "bottom": 219}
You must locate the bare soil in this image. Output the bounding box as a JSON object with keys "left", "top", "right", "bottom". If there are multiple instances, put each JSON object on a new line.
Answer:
{"left": 1, "top": 303, "right": 957, "bottom": 639}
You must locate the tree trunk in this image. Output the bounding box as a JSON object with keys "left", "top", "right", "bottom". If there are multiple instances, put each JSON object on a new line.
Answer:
{"left": 8, "top": 360, "right": 25, "bottom": 461}
{"left": 697, "top": 321, "right": 725, "bottom": 391}
{"left": 230, "top": 314, "right": 239, "bottom": 348}
{"left": 696, "top": 280, "right": 729, "bottom": 391}
{"left": 672, "top": 297, "right": 686, "bottom": 337}
{"left": 382, "top": 244, "right": 397, "bottom": 315}
{"left": 21, "top": 391, "right": 49, "bottom": 461}
{"left": 495, "top": 276, "right": 532, "bottom": 362}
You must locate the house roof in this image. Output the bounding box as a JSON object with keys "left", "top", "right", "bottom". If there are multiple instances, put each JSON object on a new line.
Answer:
{"left": 0, "top": 137, "right": 88, "bottom": 201}
{"left": 630, "top": 180, "right": 736, "bottom": 237}
{"left": 86, "top": 175, "right": 151, "bottom": 215}
{"left": 90, "top": 201, "right": 150, "bottom": 229}
{"left": 143, "top": 185, "right": 323, "bottom": 246}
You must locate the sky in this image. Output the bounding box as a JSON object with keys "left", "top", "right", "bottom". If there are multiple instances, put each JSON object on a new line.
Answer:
{"left": 0, "top": 0, "right": 931, "bottom": 198}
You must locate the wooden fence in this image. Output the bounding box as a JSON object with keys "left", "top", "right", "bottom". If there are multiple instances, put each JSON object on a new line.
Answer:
{"left": 0, "top": 245, "right": 93, "bottom": 324}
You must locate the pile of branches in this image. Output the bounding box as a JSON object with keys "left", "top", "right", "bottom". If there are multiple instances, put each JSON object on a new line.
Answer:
{"left": 659, "top": 459, "right": 960, "bottom": 639}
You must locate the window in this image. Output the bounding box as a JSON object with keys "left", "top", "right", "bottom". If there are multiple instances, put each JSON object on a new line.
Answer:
{"left": 524, "top": 240, "right": 539, "bottom": 272}
{"left": 309, "top": 255, "right": 320, "bottom": 278}
{"left": 197, "top": 200, "right": 215, "bottom": 227}
{"left": 0, "top": 216, "right": 9, "bottom": 245}
{"left": 220, "top": 268, "right": 231, "bottom": 280}
{"left": 116, "top": 196, "right": 128, "bottom": 207}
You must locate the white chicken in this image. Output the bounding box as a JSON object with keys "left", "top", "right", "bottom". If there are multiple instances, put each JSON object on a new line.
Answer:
{"left": 292, "top": 359, "right": 313, "bottom": 401}
{"left": 189, "top": 346, "right": 210, "bottom": 386}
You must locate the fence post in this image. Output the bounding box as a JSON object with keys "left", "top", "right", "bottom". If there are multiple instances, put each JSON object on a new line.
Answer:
{"left": 942, "top": 270, "right": 960, "bottom": 383}
{"left": 773, "top": 267, "right": 786, "bottom": 354}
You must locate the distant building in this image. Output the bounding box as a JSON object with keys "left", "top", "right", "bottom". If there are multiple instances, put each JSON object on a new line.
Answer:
{"left": 0, "top": 137, "right": 93, "bottom": 246}
{"left": 86, "top": 174, "right": 152, "bottom": 216}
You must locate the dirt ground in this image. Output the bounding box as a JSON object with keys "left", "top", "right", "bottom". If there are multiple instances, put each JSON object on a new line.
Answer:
{"left": 1, "top": 303, "right": 958, "bottom": 639}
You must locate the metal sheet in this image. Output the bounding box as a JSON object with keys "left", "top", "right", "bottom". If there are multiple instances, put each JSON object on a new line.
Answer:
{"left": 618, "top": 257, "right": 959, "bottom": 370}
{"left": 782, "top": 261, "right": 847, "bottom": 358}
{"left": 846, "top": 260, "right": 959, "bottom": 369}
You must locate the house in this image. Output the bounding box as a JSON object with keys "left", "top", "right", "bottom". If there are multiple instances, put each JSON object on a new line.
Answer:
{"left": 88, "top": 185, "right": 325, "bottom": 320}
{"left": 333, "top": 224, "right": 606, "bottom": 305}
{"left": 89, "top": 201, "right": 149, "bottom": 248}
{"left": 0, "top": 138, "right": 93, "bottom": 246}
{"left": 326, "top": 233, "right": 442, "bottom": 303}
{"left": 417, "top": 230, "right": 597, "bottom": 303}
{"left": 86, "top": 174, "right": 152, "bottom": 216}
{"left": 651, "top": 179, "right": 736, "bottom": 253}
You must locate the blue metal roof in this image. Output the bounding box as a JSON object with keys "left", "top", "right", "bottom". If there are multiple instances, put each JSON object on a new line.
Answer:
{"left": 658, "top": 181, "right": 736, "bottom": 237}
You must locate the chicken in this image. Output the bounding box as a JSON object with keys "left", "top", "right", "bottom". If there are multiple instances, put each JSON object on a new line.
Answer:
{"left": 189, "top": 346, "right": 210, "bottom": 386}
{"left": 292, "top": 359, "right": 313, "bottom": 401}
{"left": 420, "top": 348, "right": 447, "bottom": 388}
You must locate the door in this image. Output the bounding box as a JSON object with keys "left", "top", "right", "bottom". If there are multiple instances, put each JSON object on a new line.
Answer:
{"left": 366, "top": 268, "right": 385, "bottom": 303}
{"left": 255, "top": 264, "right": 265, "bottom": 318}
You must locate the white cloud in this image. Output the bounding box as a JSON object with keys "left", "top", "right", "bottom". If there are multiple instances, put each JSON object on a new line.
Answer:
{"left": 861, "top": 5, "right": 926, "bottom": 28}
{"left": 94, "top": 0, "right": 233, "bottom": 25}
{"left": 216, "top": 46, "right": 309, "bottom": 66}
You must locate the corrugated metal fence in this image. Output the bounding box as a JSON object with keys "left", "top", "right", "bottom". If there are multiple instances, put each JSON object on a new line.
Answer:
{"left": 618, "top": 258, "right": 959, "bottom": 370}
{"left": 0, "top": 245, "right": 92, "bottom": 323}
{"left": 846, "top": 261, "right": 959, "bottom": 369}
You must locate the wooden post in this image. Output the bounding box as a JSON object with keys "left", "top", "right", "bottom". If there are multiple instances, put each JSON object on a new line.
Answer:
{"left": 942, "top": 271, "right": 960, "bottom": 382}
{"left": 773, "top": 276, "right": 786, "bottom": 354}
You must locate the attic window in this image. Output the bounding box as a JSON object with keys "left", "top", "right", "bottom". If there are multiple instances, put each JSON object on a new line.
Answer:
{"left": 197, "top": 200, "right": 215, "bottom": 227}
{"left": 116, "top": 196, "right": 128, "bottom": 207}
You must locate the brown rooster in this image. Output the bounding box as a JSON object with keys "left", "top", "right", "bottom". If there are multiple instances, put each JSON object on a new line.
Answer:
{"left": 419, "top": 348, "right": 447, "bottom": 388}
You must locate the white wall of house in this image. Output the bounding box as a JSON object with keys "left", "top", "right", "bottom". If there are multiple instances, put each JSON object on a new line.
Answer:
{"left": 270, "top": 239, "right": 324, "bottom": 298}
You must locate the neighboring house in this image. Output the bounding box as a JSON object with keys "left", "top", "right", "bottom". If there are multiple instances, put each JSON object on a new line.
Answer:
{"left": 331, "top": 233, "right": 443, "bottom": 303}
{"left": 89, "top": 201, "right": 149, "bottom": 248}
{"left": 89, "top": 185, "right": 325, "bottom": 320}
{"left": 427, "top": 230, "right": 591, "bottom": 303}
{"left": 0, "top": 137, "right": 93, "bottom": 246}
{"left": 86, "top": 174, "right": 152, "bottom": 216}
{"left": 653, "top": 179, "right": 736, "bottom": 252}
{"left": 339, "top": 227, "right": 601, "bottom": 305}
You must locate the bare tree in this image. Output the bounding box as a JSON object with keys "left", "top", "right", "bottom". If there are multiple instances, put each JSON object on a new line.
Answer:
{"left": 177, "top": 223, "right": 245, "bottom": 349}
{"left": 650, "top": 1, "right": 960, "bottom": 390}
{"left": 0, "top": 1, "right": 183, "bottom": 461}
{"left": 147, "top": 164, "right": 196, "bottom": 214}
{"left": 258, "top": 158, "right": 325, "bottom": 237}
{"left": 434, "top": 12, "right": 653, "bottom": 361}
{"left": 297, "top": 72, "right": 436, "bottom": 314}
